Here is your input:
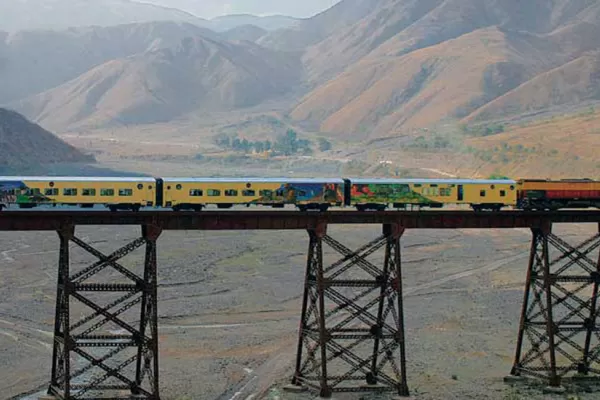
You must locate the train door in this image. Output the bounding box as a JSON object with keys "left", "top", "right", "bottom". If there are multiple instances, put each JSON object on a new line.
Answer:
{"left": 458, "top": 185, "right": 464, "bottom": 201}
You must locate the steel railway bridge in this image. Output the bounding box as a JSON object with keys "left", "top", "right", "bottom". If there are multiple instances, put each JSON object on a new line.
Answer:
{"left": 2, "top": 210, "right": 600, "bottom": 399}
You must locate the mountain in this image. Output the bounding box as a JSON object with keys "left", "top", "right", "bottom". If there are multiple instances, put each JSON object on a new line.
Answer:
{"left": 464, "top": 52, "right": 600, "bottom": 122}
{"left": 287, "top": 0, "right": 600, "bottom": 138}
{"left": 0, "top": 108, "right": 93, "bottom": 168}
{"left": 0, "top": 22, "right": 220, "bottom": 104}
{"left": 221, "top": 25, "right": 268, "bottom": 43}
{"left": 206, "top": 14, "right": 299, "bottom": 32}
{"left": 132, "top": 0, "right": 340, "bottom": 20}
{"left": 257, "top": 0, "right": 378, "bottom": 51}
{"left": 12, "top": 35, "right": 302, "bottom": 131}
{"left": 0, "top": 0, "right": 206, "bottom": 32}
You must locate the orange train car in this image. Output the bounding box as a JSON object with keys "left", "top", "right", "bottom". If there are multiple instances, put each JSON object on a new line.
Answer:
{"left": 517, "top": 179, "right": 600, "bottom": 210}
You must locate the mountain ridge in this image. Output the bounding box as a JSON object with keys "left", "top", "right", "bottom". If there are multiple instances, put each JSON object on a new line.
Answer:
{"left": 0, "top": 108, "right": 93, "bottom": 169}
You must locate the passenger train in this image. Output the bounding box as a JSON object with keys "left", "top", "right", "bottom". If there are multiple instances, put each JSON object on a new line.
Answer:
{"left": 0, "top": 176, "right": 599, "bottom": 212}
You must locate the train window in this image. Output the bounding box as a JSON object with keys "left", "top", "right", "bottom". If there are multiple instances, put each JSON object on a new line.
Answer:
{"left": 137, "top": 184, "right": 143, "bottom": 190}
{"left": 176, "top": 184, "right": 182, "bottom": 190}
{"left": 207, "top": 189, "right": 221, "bottom": 196}
{"left": 225, "top": 189, "right": 238, "bottom": 197}
{"left": 242, "top": 189, "right": 256, "bottom": 196}
{"left": 430, "top": 184, "right": 438, "bottom": 187}
{"left": 414, "top": 184, "right": 422, "bottom": 187}
{"left": 480, "top": 190, "right": 486, "bottom": 197}
{"left": 500, "top": 190, "right": 506, "bottom": 197}
{"left": 44, "top": 188, "right": 59, "bottom": 196}
{"left": 167, "top": 186, "right": 171, "bottom": 190}
{"left": 82, "top": 188, "right": 96, "bottom": 196}
{"left": 491, "top": 185, "right": 495, "bottom": 189}
{"left": 260, "top": 189, "right": 272, "bottom": 197}
{"left": 189, "top": 189, "right": 203, "bottom": 196}
{"left": 26, "top": 188, "right": 41, "bottom": 195}
{"left": 119, "top": 188, "right": 133, "bottom": 196}
{"left": 149, "top": 185, "right": 153, "bottom": 190}
{"left": 440, "top": 188, "right": 451, "bottom": 196}
{"left": 63, "top": 188, "right": 77, "bottom": 196}
{"left": 100, "top": 188, "right": 115, "bottom": 196}
{"left": 510, "top": 185, "right": 515, "bottom": 190}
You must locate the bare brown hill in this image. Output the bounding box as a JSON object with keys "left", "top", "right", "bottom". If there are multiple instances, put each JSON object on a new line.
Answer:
{"left": 289, "top": 0, "right": 600, "bottom": 137}
{"left": 0, "top": 22, "right": 219, "bottom": 104}
{"left": 293, "top": 27, "right": 564, "bottom": 139}
{"left": 0, "top": 108, "right": 93, "bottom": 169}
{"left": 464, "top": 52, "right": 600, "bottom": 122}
{"left": 12, "top": 36, "right": 302, "bottom": 131}
{"left": 257, "top": 0, "right": 378, "bottom": 52}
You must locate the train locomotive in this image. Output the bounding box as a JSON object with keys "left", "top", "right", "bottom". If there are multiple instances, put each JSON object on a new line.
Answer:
{"left": 0, "top": 176, "right": 599, "bottom": 212}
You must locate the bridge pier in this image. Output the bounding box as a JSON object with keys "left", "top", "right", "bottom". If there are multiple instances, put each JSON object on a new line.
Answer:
{"left": 509, "top": 223, "right": 600, "bottom": 387}
{"left": 288, "top": 223, "right": 409, "bottom": 397}
{"left": 47, "top": 224, "right": 162, "bottom": 400}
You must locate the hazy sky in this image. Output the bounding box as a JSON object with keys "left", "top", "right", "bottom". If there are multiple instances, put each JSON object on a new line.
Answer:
{"left": 138, "top": 0, "right": 342, "bottom": 19}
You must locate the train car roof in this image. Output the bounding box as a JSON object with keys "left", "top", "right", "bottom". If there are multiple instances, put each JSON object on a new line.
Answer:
{"left": 347, "top": 178, "right": 517, "bottom": 184}
{"left": 0, "top": 176, "right": 155, "bottom": 182}
{"left": 160, "top": 177, "right": 345, "bottom": 183}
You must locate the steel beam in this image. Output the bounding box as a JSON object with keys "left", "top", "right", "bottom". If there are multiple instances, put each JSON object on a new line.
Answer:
{"left": 47, "top": 224, "right": 162, "bottom": 400}
{"left": 2, "top": 210, "right": 600, "bottom": 231}
{"left": 510, "top": 223, "right": 600, "bottom": 387}
{"left": 290, "top": 224, "right": 409, "bottom": 396}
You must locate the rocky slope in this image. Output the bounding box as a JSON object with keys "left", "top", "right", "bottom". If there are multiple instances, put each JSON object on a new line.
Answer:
{"left": 11, "top": 34, "right": 302, "bottom": 131}
{"left": 0, "top": 108, "right": 93, "bottom": 168}
{"left": 287, "top": 0, "right": 600, "bottom": 138}
{"left": 0, "top": 22, "right": 220, "bottom": 104}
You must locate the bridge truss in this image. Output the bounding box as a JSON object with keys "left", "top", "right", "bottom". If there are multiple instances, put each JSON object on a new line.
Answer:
{"left": 1, "top": 211, "right": 600, "bottom": 398}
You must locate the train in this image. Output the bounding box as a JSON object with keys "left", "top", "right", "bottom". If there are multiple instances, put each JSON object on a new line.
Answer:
{"left": 0, "top": 176, "right": 600, "bottom": 212}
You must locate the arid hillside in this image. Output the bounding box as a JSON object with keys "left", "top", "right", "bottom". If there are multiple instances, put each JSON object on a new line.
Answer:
{"left": 0, "top": 22, "right": 220, "bottom": 104}
{"left": 12, "top": 35, "right": 302, "bottom": 131}
{"left": 0, "top": 0, "right": 205, "bottom": 33}
{"left": 464, "top": 51, "right": 600, "bottom": 122}
{"left": 289, "top": 0, "right": 600, "bottom": 138}
{"left": 2, "top": 0, "right": 600, "bottom": 145}
{"left": 0, "top": 108, "right": 93, "bottom": 168}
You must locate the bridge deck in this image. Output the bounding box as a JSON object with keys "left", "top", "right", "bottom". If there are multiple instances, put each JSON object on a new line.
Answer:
{"left": 0, "top": 210, "right": 600, "bottom": 230}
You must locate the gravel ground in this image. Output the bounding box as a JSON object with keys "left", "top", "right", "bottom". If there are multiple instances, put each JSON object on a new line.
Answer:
{"left": 1, "top": 224, "right": 600, "bottom": 399}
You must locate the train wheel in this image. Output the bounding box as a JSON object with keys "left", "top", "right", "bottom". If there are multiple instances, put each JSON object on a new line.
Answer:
{"left": 298, "top": 205, "right": 307, "bottom": 212}
{"left": 318, "top": 204, "right": 329, "bottom": 212}
{"left": 193, "top": 205, "right": 204, "bottom": 212}
{"left": 132, "top": 204, "right": 141, "bottom": 212}
{"left": 356, "top": 204, "right": 367, "bottom": 212}
{"left": 109, "top": 205, "right": 117, "bottom": 212}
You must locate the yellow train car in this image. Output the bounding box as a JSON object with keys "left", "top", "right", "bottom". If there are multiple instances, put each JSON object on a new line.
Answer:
{"left": 159, "top": 177, "right": 345, "bottom": 211}
{"left": 0, "top": 177, "right": 156, "bottom": 211}
{"left": 347, "top": 179, "right": 517, "bottom": 211}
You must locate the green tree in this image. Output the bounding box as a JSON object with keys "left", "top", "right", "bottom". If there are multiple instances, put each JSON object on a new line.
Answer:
{"left": 275, "top": 129, "right": 299, "bottom": 155}
{"left": 318, "top": 138, "right": 332, "bottom": 151}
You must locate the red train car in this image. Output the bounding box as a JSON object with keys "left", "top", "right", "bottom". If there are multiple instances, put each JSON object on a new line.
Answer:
{"left": 517, "top": 179, "right": 600, "bottom": 210}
